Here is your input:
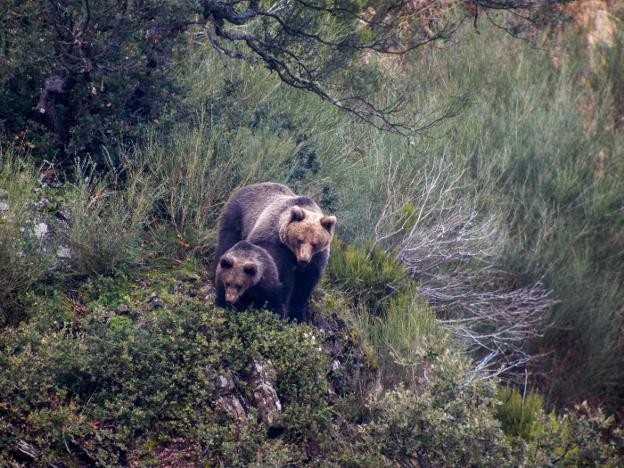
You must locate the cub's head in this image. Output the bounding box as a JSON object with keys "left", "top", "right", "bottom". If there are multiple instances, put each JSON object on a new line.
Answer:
{"left": 281, "top": 206, "right": 336, "bottom": 267}
{"left": 216, "top": 250, "right": 262, "bottom": 304}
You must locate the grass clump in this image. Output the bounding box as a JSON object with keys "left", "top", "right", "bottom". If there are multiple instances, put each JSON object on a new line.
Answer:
{"left": 326, "top": 240, "right": 446, "bottom": 385}
{"left": 62, "top": 163, "right": 158, "bottom": 276}
{"left": 497, "top": 386, "right": 545, "bottom": 441}
{"left": 326, "top": 239, "right": 407, "bottom": 311}
{"left": 0, "top": 149, "right": 55, "bottom": 325}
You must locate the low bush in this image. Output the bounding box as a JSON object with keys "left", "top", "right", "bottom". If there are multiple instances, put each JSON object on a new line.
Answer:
{"left": 0, "top": 277, "right": 330, "bottom": 465}
{"left": 497, "top": 386, "right": 545, "bottom": 441}
{"left": 496, "top": 386, "right": 623, "bottom": 465}
{"left": 0, "top": 149, "right": 55, "bottom": 325}
{"left": 369, "top": 382, "right": 513, "bottom": 467}
{"left": 63, "top": 163, "right": 158, "bottom": 276}
{"left": 325, "top": 239, "right": 407, "bottom": 312}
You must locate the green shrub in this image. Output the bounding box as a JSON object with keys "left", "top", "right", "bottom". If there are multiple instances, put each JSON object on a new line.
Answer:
{"left": 0, "top": 283, "right": 330, "bottom": 465}
{"left": 524, "top": 402, "right": 624, "bottom": 466}
{"left": 326, "top": 239, "right": 407, "bottom": 311}
{"left": 496, "top": 386, "right": 545, "bottom": 441}
{"left": 368, "top": 366, "right": 513, "bottom": 466}
{"left": 63, "top": 163, "right": 158, "bottom": 275}
{"left": 0, "top": 149, "right": 55, "bottom": 324}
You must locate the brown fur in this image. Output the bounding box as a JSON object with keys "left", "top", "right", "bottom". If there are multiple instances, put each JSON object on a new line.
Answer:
{"left": 216, "top": 254, "right": 261, "bottom": 304}
{"left": 279, "top": 207, "right": 336, "bottom": 265}
{"left": 215, "top": 241, "right": 282, "bottom": 315}
{"left": 214, "top": 183, "right": 337, "bottom": 320}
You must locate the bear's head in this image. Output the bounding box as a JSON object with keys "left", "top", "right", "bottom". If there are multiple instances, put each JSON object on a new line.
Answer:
{"left": 216, "top": 254, "right": 261, "bottom": 304}
{"left": 281, "top": 206, "right": 336, "bottom": 267}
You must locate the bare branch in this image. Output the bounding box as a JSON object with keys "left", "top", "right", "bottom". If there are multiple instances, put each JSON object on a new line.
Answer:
{"left": 371, "top": 158, "right": 558, "bottom": 379}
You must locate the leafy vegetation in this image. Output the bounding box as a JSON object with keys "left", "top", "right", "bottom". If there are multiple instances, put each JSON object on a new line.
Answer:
{"left": 0, "top": 149, "right": 56, "bottom": 325}
{"left": 1, "top": 2, "right": 624, "bottom": 465}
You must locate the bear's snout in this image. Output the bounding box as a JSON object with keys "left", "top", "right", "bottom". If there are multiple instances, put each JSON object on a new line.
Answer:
{"left": 225, "top": 287, "right": 240, "bottom": 303}
{"left": 296, "top": 245, "right": 313, "bottom": 266}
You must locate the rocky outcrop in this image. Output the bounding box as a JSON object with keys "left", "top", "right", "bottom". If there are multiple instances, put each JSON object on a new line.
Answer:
{"left": 250, "top": 360, "right": 282, "bottom": 426}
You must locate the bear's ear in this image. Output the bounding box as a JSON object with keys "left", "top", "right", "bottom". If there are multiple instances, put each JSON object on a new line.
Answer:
{"left": 243, "top": 263, "right": 258, "bottom": 276}
{"left": 290, "top": 206, "right": 306, "bottom": 222}
{"left": 220, "top": 257, "right": 233, "bottom": 269}
{"left": 320, "top": 215, "right": 337, "bottom": 233}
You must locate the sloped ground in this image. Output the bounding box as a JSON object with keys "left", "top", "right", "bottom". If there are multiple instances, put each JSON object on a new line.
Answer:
{"left": 2, "top": 260, "right": 622, "bottom": 466}
{"left": 0, "top": 262, "right": 383, "bottom": 465}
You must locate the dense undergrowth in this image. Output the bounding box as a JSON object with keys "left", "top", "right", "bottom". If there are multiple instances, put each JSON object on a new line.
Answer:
{"left": 1, "top": 256, "right": 622, "bottom": 465}
{"left": 1, "top": 7, "right": 624, "bottom": 466}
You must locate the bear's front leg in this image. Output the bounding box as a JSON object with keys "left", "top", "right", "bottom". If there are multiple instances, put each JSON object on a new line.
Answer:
{"left": 289, "top": 251, "right": 327, "bottom": 321}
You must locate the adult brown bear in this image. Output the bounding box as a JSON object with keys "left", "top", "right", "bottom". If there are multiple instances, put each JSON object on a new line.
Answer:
{"left": 215, "top": 183, "right": 336, "bottom": 321}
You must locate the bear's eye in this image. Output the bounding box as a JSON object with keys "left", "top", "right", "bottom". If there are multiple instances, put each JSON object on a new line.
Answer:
{"left": 311, "top": 242, "right": 318, "bottom": 249}
{"left": 244, "top": 265, "right": 257, "bottom": 276}
{"left": 220, "top": 258, "right": 233, "bottom": 269}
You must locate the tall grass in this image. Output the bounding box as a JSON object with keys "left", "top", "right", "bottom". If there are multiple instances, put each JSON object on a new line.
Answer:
{"left": 404, "top": 25, "right": 624, "bottom": 407}
{"left": 63, "top": 161, "right": 159, "bottom": 276}
{"left": 125, "top": 17, "right": 623, "bottom": 408}
{"left": 0, "top": 148, "right": 55, "bottom": 324}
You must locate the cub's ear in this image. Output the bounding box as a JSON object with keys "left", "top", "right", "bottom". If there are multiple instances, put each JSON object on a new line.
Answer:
{"left": 220, "top": 257, "right": 233, "bottom": 269}
{"left": 290, "top": 206, "right": 306, "bottom": 222}
{"left": 320, "top": 215, "right": 337, "bottom": 233}
{"left": 243, "top": 263, "right": 258, "bottom": 276}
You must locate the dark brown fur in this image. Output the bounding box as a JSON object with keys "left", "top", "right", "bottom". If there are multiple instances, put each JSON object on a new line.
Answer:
{"left": 215, "top": 241, "right": 283, "bottom": 315}
{"left": 215, "top": 183, "right": 336, "bottom": 321}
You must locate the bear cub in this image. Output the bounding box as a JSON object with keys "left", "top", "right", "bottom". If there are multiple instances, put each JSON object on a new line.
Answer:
{"left": 215, "top": 182, "right": 336, "bottom": 321}
{"left": 215, "top": 241, "right": 283, "bottom": 316}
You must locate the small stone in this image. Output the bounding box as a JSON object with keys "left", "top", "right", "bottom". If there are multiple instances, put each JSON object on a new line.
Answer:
{"left": 331, "top": 359, "right": 341, "bottom": 371}
{"left": 34, "top": 198, "right": 51, "bottom": 210}
{"left": 57, "top": 246, "right": 71, "bottom": 259}
{"left": 115, "top": 304, "right": 130, "bottom": 315}
{"left": 0, "top": 201, "right": 9, "bottom": 214}
{"left": 14, "top": 440, "right": 40, "bottom": 460}
{"left": 33, "top": 222, "right": 49, "bottom": 238}
{"left": 250, "top": 360, "right": 281, "bottom": 426}
{"left": 185, "top": 273, "right": 200, "bottom": 283}
{"left": 56, "top": 209, "right": 71, "bottom": 223}
{"left": 146, "top": 292, "right": 164, "bottom": 309}
{"left": 212, "top": 370, "right": 235, "bottom": 392}
{"left": 218, "top": 375, "right": 230, "bottom": 388}
{"left": 214, "top": 395, "right": 247, "bottom": 428}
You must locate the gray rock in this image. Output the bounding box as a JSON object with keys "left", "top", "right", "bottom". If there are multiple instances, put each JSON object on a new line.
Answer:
{"left": 0, "top": 201, "right": 9, "bottom": 214}
{"left": 34, "top": 198, "right": 51, "bottom": 210}
{"left": 147, "top": 292, "right": 164, "bottom": 309}
{"left": 209, "top": 369, "right": 235, "bottom": 393}
{"left": 14, "top": 440, "right": 40, "bottom": 461}
{"left": 57, "top": 246, "right": 71, "bottom": 259}
{"left": 185, "top": 273, "right": 200, "bottom": 283}
{"left": 115, "top": 304, "right": 130, "bottom": 315}
{"left": 33, "top": 222, "right": 49, "bottom": 238}
{"left": 250, "top": 360, "right": 281, "bottom": 426}
{"left": 214, "top": 395, "right": 247, "bottom": 428}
